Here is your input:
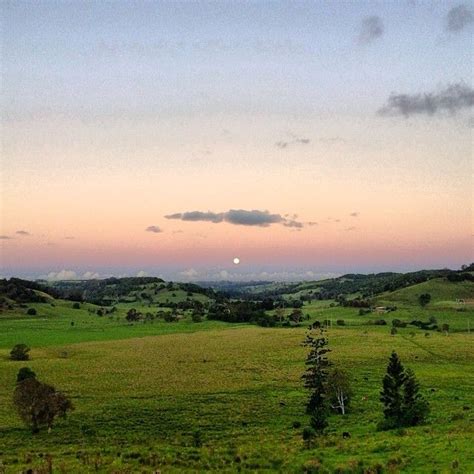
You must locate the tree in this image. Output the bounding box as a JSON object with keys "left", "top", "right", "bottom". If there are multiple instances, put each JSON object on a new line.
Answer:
{"left": 328, "top": 368, "right": 352, "bottom": 415}
{"left": 380, "top": 351, "right": 406, "bottom": 426}
{"left": 16, "top": 367, "right": 36, "bottom": 383}
{"left": 380, "top": 352, "right": 429, "bottom": 429}
{"left": 126, "top": 308, "right": 141, "bottom": 322}
{"left": 10, "top": 344, "right": 31, "bottom": 361}
{"left": 13, "top": 377, "right": 73, "bottom": 433}
{"left": 289, "top": 309, "right": 304, "bottom": 324}
{"left": 27, "top": 308, "right": 37, "bottom": 315}
{"left": 402, "top": 369, "right": 429, "bottom": 426}
{"left": 275, "top": 307, "right": 286, "bottom": 324}
{"left": 418, "top": 293, "right": 431, "bottom": 308}
{"left": 302, "top": 328, "right": 331, "bottom": 433}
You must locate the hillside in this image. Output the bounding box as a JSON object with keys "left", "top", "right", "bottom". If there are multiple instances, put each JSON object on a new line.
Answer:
{"left": 375, "top": 277, "right": 474, "bottom": 307}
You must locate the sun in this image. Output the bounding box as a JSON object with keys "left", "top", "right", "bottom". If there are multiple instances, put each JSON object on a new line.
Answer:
{"left": 233, "top": 257, "right": 240, "bottom": 265}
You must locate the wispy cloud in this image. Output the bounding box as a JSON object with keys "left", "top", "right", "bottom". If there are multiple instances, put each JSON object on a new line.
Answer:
{"left": 16, "top": 230, "right": 31, "bottom": 236}
{"left": 145, "top": 225, "right": 163, "bottom": 233}
{"left": 350, "top": 212, "right": 360, "bottom": 217}
{"left": 166, "top": 209, "right": 305, "bottom": 228}
{"left": 275, "top": 134, "right": 310, "bottom": 149}
{"left": 0, "top": 235, "right": 13, "bottom": 240}
{"left": 446, "top": 4, "right": 473, "bottom": 32}
{"left": 378, "top": 82, "right": 474, "bottom": 117}
{"left": 358, "top": 16, "right": 384, "bottom": 45}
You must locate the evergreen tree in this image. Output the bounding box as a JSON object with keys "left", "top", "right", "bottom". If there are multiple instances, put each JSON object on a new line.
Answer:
{"left": 380, "top": 352, "right": 430, "bottom": 429}
{"left": 402, "top": 368, "right": 430, "bottom": 426}
{"left": 302, "top": 328, "right": 331, "bottom": 432}
{"left": 380, "top": 351, "right": 406, "bottom": 427}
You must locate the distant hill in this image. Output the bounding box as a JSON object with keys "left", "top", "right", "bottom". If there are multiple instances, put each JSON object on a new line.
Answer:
{"left": 43, "top": 277, "right": 219, "bottom": 306}
{"left": 375, "top": 277, "right": 474, "bottom": 307}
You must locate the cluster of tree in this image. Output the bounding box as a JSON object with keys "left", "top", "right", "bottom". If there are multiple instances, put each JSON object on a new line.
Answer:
{"left": 447, "top": 272, "right": 474, "bottom": 282}
{"left": 379, "top": 352, "right": 430, "bottom": 429}
{"left": 13, "top": 368, "right": 73, "bottom": 433}
{"left": 0, "top": 278, "right": 49, "bottom": 304}
{"left": 302, "top": 329, "right": 429, "bottom": 440}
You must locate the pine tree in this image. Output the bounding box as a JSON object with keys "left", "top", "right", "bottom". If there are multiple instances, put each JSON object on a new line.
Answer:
{"left": 380, "top": 351, "right": 406, "bottom": 427}
{"left": 380, "top": 352, "right": 430, "bottom": 429}
{"left": 302, "top": 328, "right": 331, "bottom": 432}
{"left": 402, "top": 368, "right": 430, "bottom": 426}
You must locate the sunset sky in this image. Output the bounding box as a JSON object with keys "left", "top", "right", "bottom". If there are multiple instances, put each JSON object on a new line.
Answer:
{"left": 1, "top": 1, "right": 473, "bottom": 281}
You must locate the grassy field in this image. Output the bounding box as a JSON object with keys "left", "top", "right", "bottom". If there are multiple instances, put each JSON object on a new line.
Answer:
{"left": 0, "top": 285, "right": 473, "bottom": 473}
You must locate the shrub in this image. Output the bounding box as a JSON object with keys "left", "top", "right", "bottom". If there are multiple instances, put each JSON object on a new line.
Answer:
{"left": 13, "top": 377, "right": 74, "bottom": 433}
{"left": 191, "top": 311, "right": 203, "bottom": 323}
{"left": 391, "top": 327, "right": 398, "bottom": 336}
{"left": 336, "top": 319, "right": 345, "bottom": 326}
{"left": 72, "top": 302, "right": 81, "bottom": 309}
{"left": 10, "top": 344, "right": 31, "bottom": 361}
{"left": 16, "top": 367, "right": 36, "bottom": 383}
{"left": 26, "top": 308, "right": 37, "bottom": 316}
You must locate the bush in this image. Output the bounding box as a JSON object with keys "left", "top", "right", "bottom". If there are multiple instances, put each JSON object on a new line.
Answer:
{"left": 72, "top": 302, "right": 81, "bottom": 309}
{"left": 16, "top": 367, "right": 36, "bottom": 383}
{"left": 336, "top": 319, "right": 345, "bottom": 326}
{"left": 191, "top": 311, "right": 203, "bottom": 323}
{"left": 10, "top": 344, "right": 31, "bottom": 361}
{"left": 26, "top": 308, "right": 37, "bottom": 316}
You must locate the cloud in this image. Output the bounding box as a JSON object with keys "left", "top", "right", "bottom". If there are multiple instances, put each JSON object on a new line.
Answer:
{"left": 446, "top": 4, "right": 473, "bottom": 32}
{"left": 307, "top": 221, "right": 318, "bottom": 226}
{"left": 275, "top": 135, "right": 310, "bottom": 149}
{"left": 350, "top": 212, "right": 360, "bottom": 217}
{"left": 44, "top": 270, "right": 78, "bottom": 281}
{"left": 345, "top": 226, "right": 357, "bottom": 232}
{"left": 166, "top": 209, "right": 304, "bottom": 228}
{"left": 283, "top": 219, "right": 304, "bottom": 229}
{"left": 82, "top": 271, "right": 100, "bottom": 279}
{"left": 180, "top": 268, "right": 199, "bottom": 279}
{"left": 16, "top": 230, "right": 31, "bottom": 236}
{"left": 378, "top": 82, "right": 474, "bottom": 117}
{"left": 136, "top": 270, "right": 148, "bottom": 277}
{"left": 145, "top": 225, "right": 163, "bottom": 233}
{"left": 0, "top": 235, "right": 12, "bottom": 240}
{"left": 64, "top": 236, "right": 75, "bottom": 240}
{"left": 225, "top": 209, "right": 284, "bottom": 227}
{"left": 358, "top": 16, "right": 384, "bottom": 45}
{"left": 166, "top": 211, "right": 224, "bottom": 223}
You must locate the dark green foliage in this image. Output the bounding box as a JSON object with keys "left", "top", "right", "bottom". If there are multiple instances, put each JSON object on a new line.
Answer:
{"left": 10, "top": 344, "right": 31, "bottom": 361}
{"left": 302, "top": 329, "right": 331, "bottom": 433}
{"left": 13, "top": 377, "right": 74, "bottom": 433}
{"left": 26, "top": 308, "right": 37, "bottom": 315}
{"left": 72, "top": 302, "right": 81, "bottom": 309}
{"left": 402, "top": 369, "right": 430, "bottom": 426}
{"left": 126, "top": 308, "right": 141, "bottom": 322}
{"left": 336, "top": 319, "right": 345, "bottom": 326}
{"left": 380, "top": 352, "right": 429, "bottom": 429}
{"left": 191, "top": 310, "right": 204, "bottom": 323}
{"left": 16, "top": 367, "right": 36, "bottom": 383}
{"left": 418, "top": 293, "right": 431, "bottom": 307}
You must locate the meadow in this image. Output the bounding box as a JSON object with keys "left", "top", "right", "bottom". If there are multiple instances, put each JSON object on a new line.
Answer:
{"left": 0, "top": 280, "right": 473, "bottom": 473}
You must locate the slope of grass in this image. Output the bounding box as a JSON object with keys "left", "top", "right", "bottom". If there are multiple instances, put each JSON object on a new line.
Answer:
{"left": 0, "top": 326, "right": 472, "bottom": 473}
{"left": 375, "top": 278, "right": 474, "bottom": 311}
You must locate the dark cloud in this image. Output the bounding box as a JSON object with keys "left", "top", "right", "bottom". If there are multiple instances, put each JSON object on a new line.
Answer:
{"left": 446, "top": 4, "right": 473, "bottom": 32}
{"left": 16, "top": 230, "right": 31, "bottom": 236}
{"left": 0, "top": 235, "right": 12, "bottom": 240}
{"left": 166, "top": 211, "right": 224, "bottom": 223}
{"left": 350, "top": 212, "right": 360, "bottom": 217}
{"left": 166, "top": 209, "right": 304, "bottom": 228}
{"left": 145, "top": 225, "right": 163, "bottom": 233}
{"left": 275, "top": 135, "right": 310, "bottom": 149}
{"left": 358, "top": 16, "right": 384, "bottom": 45}
{"left": 225, "top": 209, "right": 284, "bottom": 227}
{"left": 378, "top": 82, "right": 474, "bottom": 117}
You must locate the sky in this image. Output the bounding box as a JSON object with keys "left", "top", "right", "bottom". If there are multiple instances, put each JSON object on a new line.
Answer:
{"left": 1, "top": 0, "right": 473, "bottom": 282}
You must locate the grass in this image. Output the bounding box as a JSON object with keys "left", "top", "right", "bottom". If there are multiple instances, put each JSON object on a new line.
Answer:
{"left": 0, "top": 283, "right": 473, "bottom": 472}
